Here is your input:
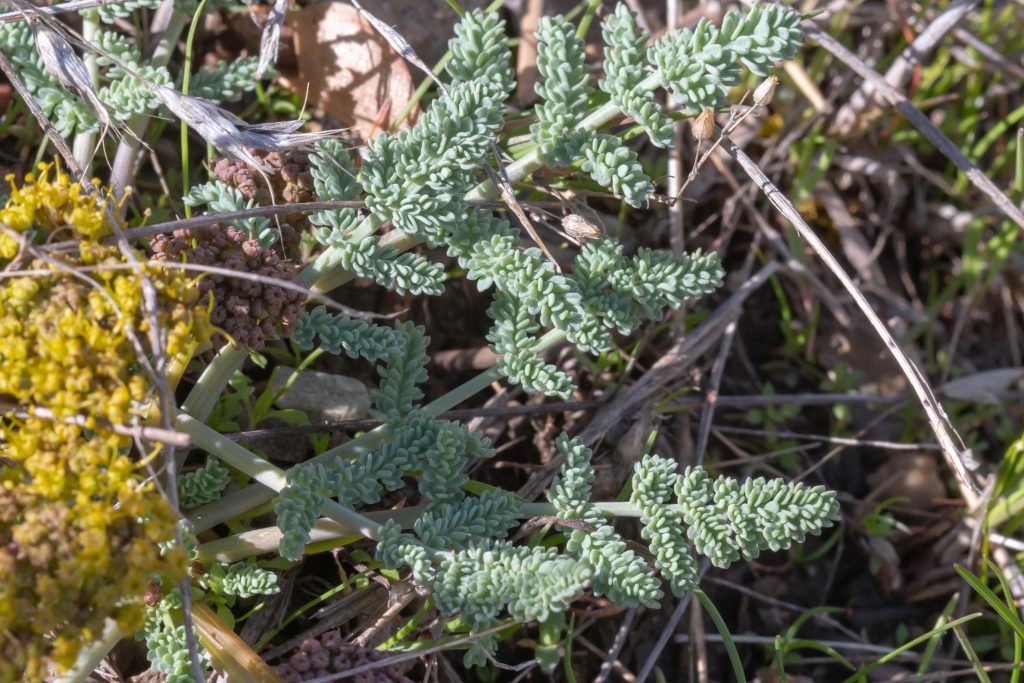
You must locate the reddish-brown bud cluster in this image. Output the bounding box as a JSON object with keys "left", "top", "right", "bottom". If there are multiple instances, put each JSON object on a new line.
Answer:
{"left": 149, "top": 224, "right": 303, "bottom": 349}
{"left": 212, "top": 149, "right": 316, "bottom": 206}
{"left": 273, "top": 630, "right": 413, "bottom": 683}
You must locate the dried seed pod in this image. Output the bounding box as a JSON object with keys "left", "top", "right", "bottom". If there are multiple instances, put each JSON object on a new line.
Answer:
{"left": 212, "top": 149, "right": 316, "bottom": 206}
{"left": 271, "top": 630, "right": 413, "bottom": 683}
{"left": 753, "top": 75, "right": 779, "bottom": 107}
{"left": 149, "top": 223, "right": 303, "bottom": 349}
{"left": 561, "top": 213, "right": 602, "bottom": 243}
{"left": 691, "top": 107, "right": 715, "bottom": 142}
{"left": 256, "top": 0, "right": 289, "bottom": 79}
{"left": 143, "top": 581, "right": 162, "bottom": 607}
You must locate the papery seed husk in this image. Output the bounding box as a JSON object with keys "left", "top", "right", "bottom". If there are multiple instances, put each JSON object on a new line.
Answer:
{"left": 152, "top": 82, "right": 348, "bottom": 166}
{"left": 255, "top": 0, "right": 289, "bottom": 79}
{"left": 692, "top": 107, "right": 715, "bottom": 142}
{"left": 33, "top": 23, "right": 111, "bottom": 128}
{"left": 754, "top": 75, "right": 779, "bottom": 107}
{"left": 151, "top": 84, "right": 271, "bottom": 170}
{"left": 351, "top": 0, "right": 446, "bottom": 95}
{"left": 561, "top": 214, "right": 602, "bottom": 243}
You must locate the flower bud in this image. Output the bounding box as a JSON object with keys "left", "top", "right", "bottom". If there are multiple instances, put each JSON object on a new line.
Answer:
{"left": 754, "top": 75, "right": 779, "bottom": 107}
{"left": 691, "top": 107, "right": 715, "bottom": 142}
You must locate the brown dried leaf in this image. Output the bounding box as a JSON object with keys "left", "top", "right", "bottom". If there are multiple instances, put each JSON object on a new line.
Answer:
{"left": 867, "top": 453, "right": 946, "bottom": 510}
{"left": 285, "top": 2, "right": 416, "bottom": 141}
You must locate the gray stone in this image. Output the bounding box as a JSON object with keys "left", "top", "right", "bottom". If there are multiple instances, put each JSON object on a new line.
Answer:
{"left": 270, "top": 367, "right": 370, "bottom": 422}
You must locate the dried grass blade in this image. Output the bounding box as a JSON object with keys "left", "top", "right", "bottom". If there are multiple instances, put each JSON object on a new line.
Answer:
{"left": 804, "top": 20, "right": 1024, "bottom": 232}
{"left": 255, "top": 0, "right": 289, "bottom": 79}
{"left": 237, "top": 129, "right": 347, "bottom": 151}
{"left": 31, "top": 22, "right": 112, "bottom": 130}
{"left": 0, "top": 0, "right": 129, "bottom": 26}
{"left": 0, "top": 43, "right": 82, "bottom": 178}
{"left": 150, "top": 84, "right": 271, "bottom": 170}
{"left": 487, "top": 145, "right": 561, "bottom": 271}
{"left": 348, "top": 0, "right": 449, "bottom": 96}
{"left": 719, "top": 133, "right": 981, "bottom": 494}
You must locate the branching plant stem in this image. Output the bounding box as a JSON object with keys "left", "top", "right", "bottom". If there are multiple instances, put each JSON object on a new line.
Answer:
{"left": 178, "top": 75, "right": 661, "bottom": 531}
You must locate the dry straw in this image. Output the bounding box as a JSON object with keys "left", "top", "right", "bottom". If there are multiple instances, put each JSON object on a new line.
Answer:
{"left": 31, "top": 22, "right": 111, "bottom": 133}
{"left": 256, "top": 0, "right": 289, "bottom": 79}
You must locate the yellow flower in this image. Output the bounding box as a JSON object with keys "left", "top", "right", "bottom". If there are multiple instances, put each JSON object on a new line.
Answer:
{"left": 0, "top": 166, "right": 212, "bottom": 680}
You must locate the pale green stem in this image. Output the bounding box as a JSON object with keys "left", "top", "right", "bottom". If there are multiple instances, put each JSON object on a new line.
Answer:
{"left": 187, "top": 328, "right": 564, "bottom": 533}
{"left": 180, "top": 72, "right": 661, "bottom": 531}
{"left": 197, "top": 499, "right": 666, "bottom": 563}
{"left": 54, "top": 618, "right": 122, "bottom": 683}
{"left": 575, "top": 0, "right": 603, "bottom": 38}
{"left": 176, "top": 413, "right": 382, "bottom": 539}
{"left": 109, "top": 8, "right": 190, "bottom": 200}
{"left": 71, "top": 9, "right": 100, "bottom": 172}
{"left": 179, "top": 0, "right": 208, "bottom": 218}
{"left": 180, "top": 345, "right": 247, "bottom": 421}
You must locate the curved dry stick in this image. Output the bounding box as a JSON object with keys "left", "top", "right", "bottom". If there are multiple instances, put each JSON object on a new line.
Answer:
{"left": 803, "top": 20, "right": 1024, "bottom": 233}
{"left": 718, "top": 133, "right": 980, "bottom": 494}
{"left": 831, "top": 0, "right": 978, "bottom": 134}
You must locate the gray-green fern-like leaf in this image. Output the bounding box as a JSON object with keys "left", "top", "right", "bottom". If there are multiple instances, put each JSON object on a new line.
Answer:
{"left": 600, "top": 4, "right": 673, "bottom": 147}
{"left": 291, "top": 306, "right": 405, "bottom": 360}
{"left": 218, "top": 562, "right": 280, "bottom": 598}
{"left": 446, "top": 9, "right": 515, "bottom": 95}
{"left": 674, "top": 466, "right": 839, "bottom": 568}
{"left": 630, "top": 455, "right": 698, "bottom": 596}
{"left": 372, "top": 322, "right": 430, "bottom": 421}
{"left": 579, "top": 133, "right": 654, "bottom": 207}
{"left": 648, "top": 4, "right": 802, "bottom": 114}
{"left": 433, "top": 541, "right": 593, "bottom": 630}
{"left": 548, "top": 433, "right": 663, "bottom": 607}
{"left": 275, "top": 465, "right": 324, "bottom": 562}
{"left": 531, "top": 15, "right": 593, "bottom": 166}
{"left": 179, "top": 456, "right": 231, "bottom": 509}
{"left": 189, "top": 57, "right": 262, "bottom": 103}
{"left": 413, "top": 489, "right": 520, "bottom": 552}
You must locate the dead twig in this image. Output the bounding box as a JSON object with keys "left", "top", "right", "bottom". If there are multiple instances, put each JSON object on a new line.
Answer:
{"left": 718, "top": 132, "right": 980, "bottom": 494}
{"left": 832, "top": 0, "right": 978, "bottom": 134}
{"left": 0, "top": 403, "right": 191, "bottom": 448}
{"left": 593, "top": 608, "right": 637, "bottom": 683}
{"left": 0, "top": 0, "right": 130, "bottom": 25}
{"left": 803, "top": 20, "right": 1024, "bottom": 233}
{"left": 0, "top": 47, "right": 83, "bottom": 178}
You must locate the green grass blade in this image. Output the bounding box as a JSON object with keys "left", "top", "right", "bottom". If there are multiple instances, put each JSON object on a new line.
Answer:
{"left": 774, "top": 635, "right": 788, "bottom": 682}
{"left": 564, "top": 613, "right": 578, "bottom": 683}
{"left": 840, "top": 613, "right": 982, "bottom": 683}
{"left": 785, "top": 640, "right": 856, "bottom": 671}
{"left": 918, "top": 592, "right": 961, "bottom": 676}
{"left": 784, "top": 606, "right": 844, "bottom": 642}
{"left": 695, "top": 589, "right": 746, "bottom": 683}
{"left": 984, "top": 558, "right": 1023, "bottom": 683}
{"left": 956, "top": 564, "right": 1024, "bottom": 639}
{"left": 950, "top": 617, "right": 993, "bottom": 683}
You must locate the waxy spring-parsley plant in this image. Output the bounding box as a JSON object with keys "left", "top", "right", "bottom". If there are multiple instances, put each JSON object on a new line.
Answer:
{"left": 0, "top": 2, "right": 839, "bottom": 680}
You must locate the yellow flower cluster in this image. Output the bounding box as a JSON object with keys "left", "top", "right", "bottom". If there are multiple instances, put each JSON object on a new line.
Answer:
{"left": 0, "top": 165, "right": 211, "bottom": 681}
{"left": 0, "top": 164, "right": 107, "bottom": 259}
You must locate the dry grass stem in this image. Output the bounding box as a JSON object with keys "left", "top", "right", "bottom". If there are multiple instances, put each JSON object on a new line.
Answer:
{"left": 804, "top": 20, "right": 1024, "bottom": 232}
{"left": 719, "top": 133, "right": 980, "bottom": 494}
{"left": 256, "top": 0, "right": 289, "bottom": 79}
